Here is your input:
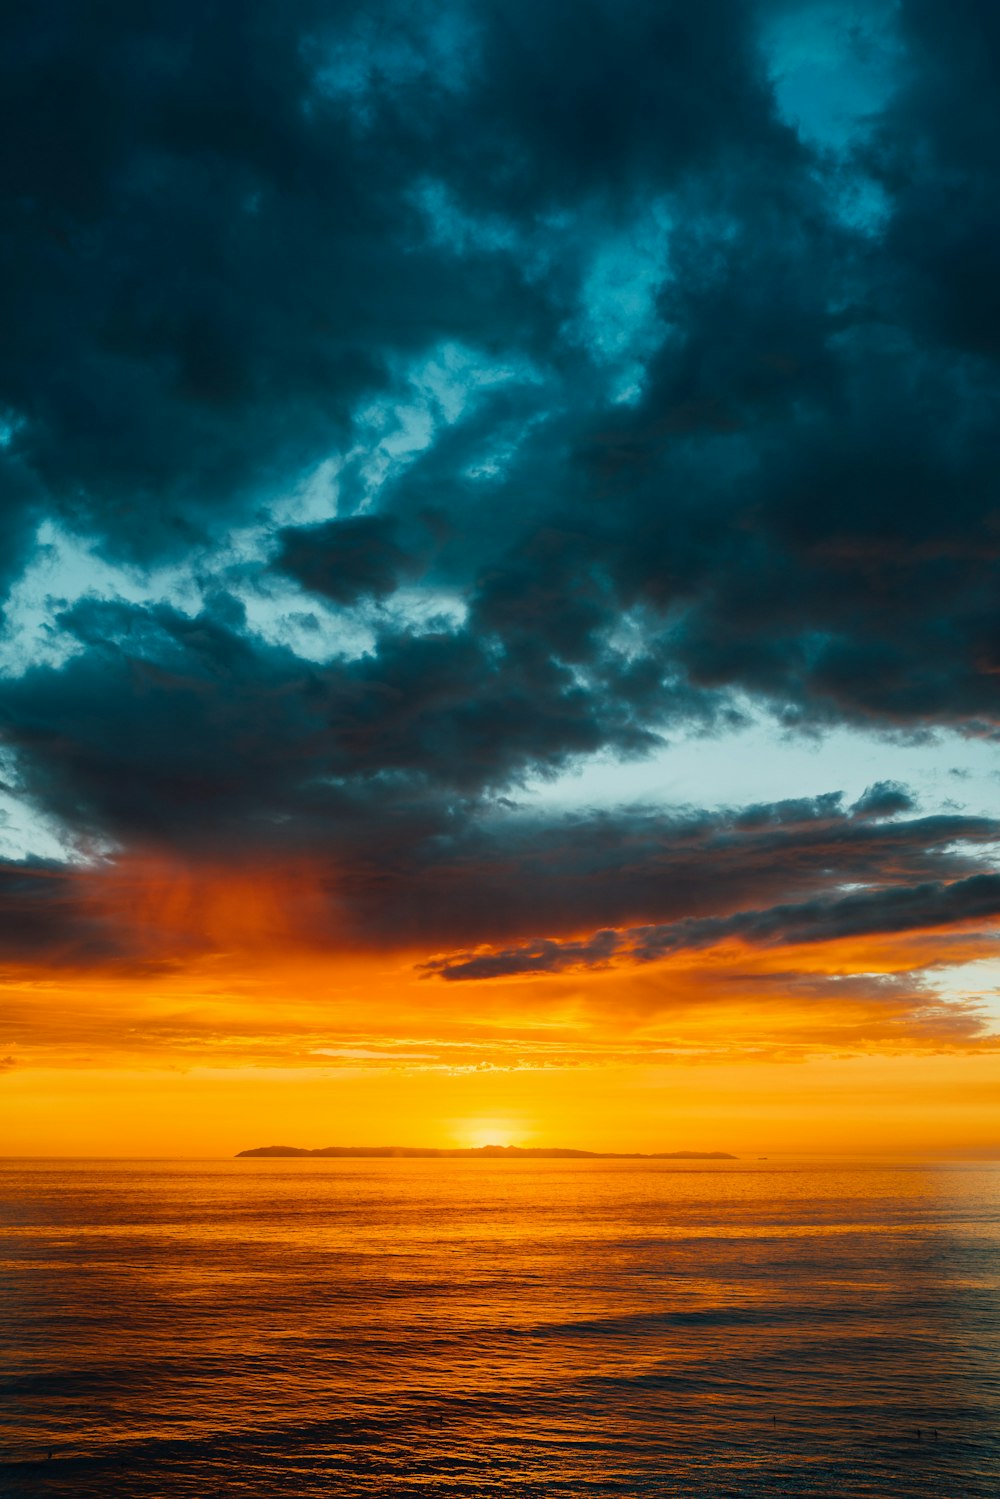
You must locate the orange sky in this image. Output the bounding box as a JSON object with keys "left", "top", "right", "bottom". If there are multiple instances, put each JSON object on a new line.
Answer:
{"left": 4, "top": 0, "right": 1000, "bottom": 1173}
{"left": 3, "top": 860, "right": 998, "bottom": 1156}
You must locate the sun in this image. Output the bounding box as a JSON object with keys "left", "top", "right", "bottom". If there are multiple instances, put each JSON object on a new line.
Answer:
{"left": 456, "top": 1119, "right": 522, "bottom": 1150}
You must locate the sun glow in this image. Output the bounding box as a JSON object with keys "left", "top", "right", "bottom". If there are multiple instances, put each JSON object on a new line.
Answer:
{"left": 455, "top": 1118, "right": 524, "bottom": 1150}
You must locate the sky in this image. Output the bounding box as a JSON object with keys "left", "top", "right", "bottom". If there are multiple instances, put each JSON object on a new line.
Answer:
{"left": 2, "top": 0, "right": 1000, "bottom": 1156}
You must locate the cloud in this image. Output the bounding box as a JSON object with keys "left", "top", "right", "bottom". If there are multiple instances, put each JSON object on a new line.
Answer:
{"left": 851, "top": 781, "right": 915, "bottom": 820}
{"left": 0, "top": 787, "right": 995, "bottom": 975}
{"left": 427, "top": 873, "right": 1000, "bottom": 981}
{"left": 0, "top": 0, "right": 785, "bottom": 570}
{"left": 0, "top": 0, "right": 998, "bottom": 1066}
{"left": 274, "top": 515, "right": 413, "bottom": 605}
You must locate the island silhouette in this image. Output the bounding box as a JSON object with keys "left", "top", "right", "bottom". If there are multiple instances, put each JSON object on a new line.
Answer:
{"left": 236, "top": 1144, "right": 737, "bottom": 1159}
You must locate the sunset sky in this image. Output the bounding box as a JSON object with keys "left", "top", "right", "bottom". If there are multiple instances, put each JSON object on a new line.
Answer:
{"left": 2, "top": 0, "right": 1000, "bottom": 1156}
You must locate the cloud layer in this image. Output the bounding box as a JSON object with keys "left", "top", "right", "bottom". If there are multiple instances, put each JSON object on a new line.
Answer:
{"left": 0, "top": 1, "right": 998, "bottom": 1064}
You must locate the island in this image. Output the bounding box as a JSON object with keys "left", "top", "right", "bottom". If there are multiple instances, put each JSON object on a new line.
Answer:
{"left": 236, "top": 1144, "right": 737, "bottom": 1159}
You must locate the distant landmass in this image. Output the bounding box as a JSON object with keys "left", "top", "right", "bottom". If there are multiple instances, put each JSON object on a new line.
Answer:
{"left": 236, "top": 1144, "right": 737, "bottom": 1159}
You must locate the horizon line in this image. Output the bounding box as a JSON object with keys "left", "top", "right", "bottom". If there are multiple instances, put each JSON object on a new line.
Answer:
{"left": 4, "top": 1148, "right": 1000, "bottom": 1161}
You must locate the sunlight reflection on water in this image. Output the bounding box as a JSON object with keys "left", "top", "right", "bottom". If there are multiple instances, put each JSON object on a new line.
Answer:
{"left": 1, "top": 1157, "right": 998, "bottom": 1496}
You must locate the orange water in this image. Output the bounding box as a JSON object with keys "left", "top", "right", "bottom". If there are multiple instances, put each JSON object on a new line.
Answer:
{"left": 2, "top": 1157, "right": 998, "bottom": 1496}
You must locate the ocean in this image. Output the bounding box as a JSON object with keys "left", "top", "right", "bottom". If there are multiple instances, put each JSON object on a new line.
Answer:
{"left": 1, "top": 1157, "right": 998, "bottom": 1496}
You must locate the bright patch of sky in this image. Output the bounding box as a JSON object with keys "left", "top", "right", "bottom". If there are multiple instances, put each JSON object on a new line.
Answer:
{"left": 312, "top": 7, "right": 477, "bottom": 126}
{"left": 764, "top": 0, "right": 902, "bottom": 149}
{"left": 0, "top": 342, "right": 522, "bottom": 682}
{"left": 762, "top": 0, "right": 901, "bottom": 235}
{"left": 0, "top": 769, "right": 80, "bottom": 863}
{"left": 235, "top": 575, "right": 377, "bottom": 662}
{"left": 415, "top": 178, "right": 677, "bottom": 402}
{"left": 516, "top": 716, "right": 1000, "bottom": 1028}
{"left": 564, "top": 200, "right": 674, "bottom": 403}
{"left": 412, "top": 179, "right": 519, "bottom": 259}
{"left": 0, "top": 523, "right": 204, "bottom": 677}
{"left": 463, "top": 411, "right": 550, "bottom": 484}
{"left": 520, "top": 713, "right": 1000, "bottom": 825}
{"left": 347, "top": 342, "right": 531, "bottom": 503}
{"left": 0, "top": 513, "right": 469, "bottom": 681}
{"left": 0, "top": 409, "right": 25, "bottom": 449}
{"left": 932, "top": 958, "right": 1000, "bottom": 1030}
{"left": 282, "top": 457, "right": 342, "bottom": 528}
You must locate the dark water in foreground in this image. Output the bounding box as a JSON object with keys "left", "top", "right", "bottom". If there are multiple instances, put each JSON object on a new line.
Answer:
{"left": 1, "top": 1159, "right": 998, "bottom": 1497}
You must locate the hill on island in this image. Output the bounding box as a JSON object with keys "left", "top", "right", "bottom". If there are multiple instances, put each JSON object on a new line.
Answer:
{"left": 236, "top": 1145, "right": 737, "bottom": 1159}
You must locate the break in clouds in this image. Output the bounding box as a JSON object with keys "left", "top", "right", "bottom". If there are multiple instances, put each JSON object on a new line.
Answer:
{"left": 1, "top": 0, "right": 1000, "bottom": 1016}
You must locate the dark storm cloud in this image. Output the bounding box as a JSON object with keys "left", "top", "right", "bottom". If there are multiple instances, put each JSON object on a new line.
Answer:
{"left": 344, "top": 791, "right": 998, "bottom": 950}
{"left": 0, "top": 0, "right": 999, "bottom": 967}
{"left": 275, "top": 516, "right": 413, "bottom": 605}
{"left": 428, "top": 874, "right": 1000, "bottom": 981}
{"left": 417, "top": 0, "right": 785, "bottom": 213}
{"left": 0, "top": 591, "right": 677, "bottom": 850}
{"left": 0, "top": 0, "right": 785, "bottom": 568}
{"left": 0, "top": 859, "right": 125, "bottom": 964}
{"left": 409, "top": 793, "right": 1000, "bottom": 962}
{"left": 0, "top": 784, "right": 997, "bottom": 970}
{"left": 881, "top": 0, "right": 1000, "bottom": 361}
{"left": 0, "top": 0, "right": 571, "bottom": 564}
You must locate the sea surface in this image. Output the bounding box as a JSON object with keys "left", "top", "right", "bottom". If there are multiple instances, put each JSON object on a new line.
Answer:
{"left": 1, "top": 1157, "right": 998, "bottom": 1497}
